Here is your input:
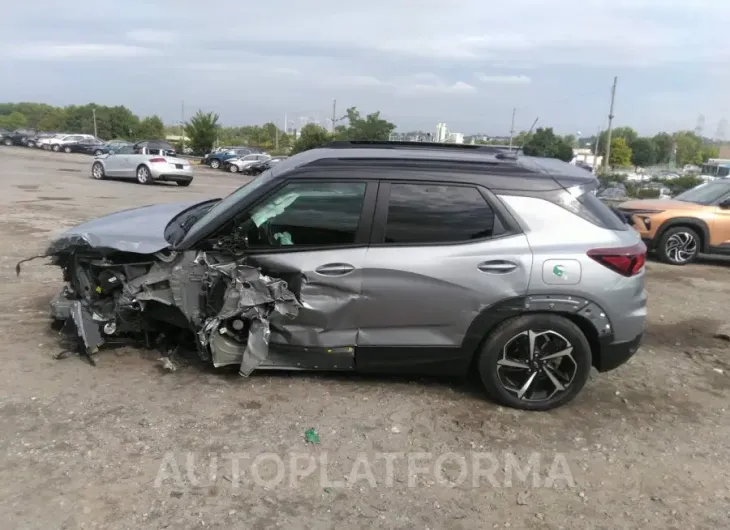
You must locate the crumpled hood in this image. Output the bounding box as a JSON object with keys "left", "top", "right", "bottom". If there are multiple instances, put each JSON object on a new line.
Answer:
{"left": 47, "top": 200, "right": 205, "bottom": 255}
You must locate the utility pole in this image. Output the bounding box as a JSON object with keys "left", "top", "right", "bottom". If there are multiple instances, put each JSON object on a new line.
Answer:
{"left": 508, "top": 108, "right": 516, "bottom": 149}
{"left": 275, "top": 126, "right": 279, "bottom": 151}
{"left": 331, "top": 99, "right": 337, "bottom": 134}
{"left": 92, "top": 108, "right": 98, "bottom": 138}
{"left": 603, "top": 76, "right": 618, "bottom": 173}
{"left": 284, "top": 113, "right": 288, "bottom": 136}
{"left": 593, "top": 127, "right": 601, "bottom": 170}
{"left": 181, "top": 100, "right": 185, "bottom": 152}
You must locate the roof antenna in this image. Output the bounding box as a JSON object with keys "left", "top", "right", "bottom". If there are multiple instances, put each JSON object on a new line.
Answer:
{"left": 517, "top": 117, "right": 539, "bottom": 152}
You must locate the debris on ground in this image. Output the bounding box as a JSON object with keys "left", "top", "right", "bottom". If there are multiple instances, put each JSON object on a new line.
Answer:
{"left": 305, "top": 428, "right": 320, "bottom": 444}
{"left": 159, "top": 357, "right": 177, "bottom": 372}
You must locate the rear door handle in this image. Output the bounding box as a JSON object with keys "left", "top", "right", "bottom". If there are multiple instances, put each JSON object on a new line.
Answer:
{"left": 314, "top": 263, "right": 356, "bottom": 276}
{"left": 478, "top": 260, "right": 518, "bottom": 274}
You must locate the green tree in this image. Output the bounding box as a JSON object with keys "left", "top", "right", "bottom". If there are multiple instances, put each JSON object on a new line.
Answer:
{"left": 609, "top": 137, "right": 632, "bottom": 167}
{"left": 673, "top": 131, "right": 705, "bottom": 166}
{"left": 597, "top": 127, "right": 638, "bottom": 155}
{"left": 700, "top": 145, "right": 719, "bottom": 163}
{"left": 652, "top": 132, "right": 673, "bottom": 163}
{"left": 291, "top": 124, "right": 331, "bottom": 154}
{"left": 630, "top": 137, "right": 656, "bottom": 167}
{"left": 0, "top": 111, "right": 29, "bottom": 129}
{"left": 184, "top": 111, "right": 219, "bottom": 154}
{"left": 335, "top": 107, "right": 395, "bottom": 141}
{"left": 522, "top": 127, "right": 574, "bottom": 162}
{"left": 136, "top": 115, "right": 165, "bottom": 139}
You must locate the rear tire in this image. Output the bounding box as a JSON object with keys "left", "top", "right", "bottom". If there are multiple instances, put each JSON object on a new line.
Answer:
{"left": 209, "top": 158, "right": 220, "bottom": 169}
{"left": 477, "top": 314, "right": 592, "bottom": 411}
{"left": 177, "top": 180, "right": 192, "bottom": 187}
{"left": 52, "top": 144, "right": 60, "bottom": 152}
{"left": 136, "top": 165, "right": 152, "bottom": 185}
{"left": 3, "top": 138, "right": 11, "bottom": 146}
{"left": 228, "top": 164, "right": 238, "bottom": 173}
{"left": 64, "top": 146, "right": 72, "bottom": 153}
{"left": 656, "top": 226, "right": 699, "bottom": 265}
{"left": 27, "top": 141, "right": 35, "bottom": 148}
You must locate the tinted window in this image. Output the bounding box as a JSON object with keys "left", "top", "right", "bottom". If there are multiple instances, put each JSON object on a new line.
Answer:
{"left": 384, "top": 184, "right": 496, "bottom": 244}
{"left": 115, "top": 145, "right": 134, "bottom": 154}
{"left": 239, "top": 181, "right": 367, "bottom": 248}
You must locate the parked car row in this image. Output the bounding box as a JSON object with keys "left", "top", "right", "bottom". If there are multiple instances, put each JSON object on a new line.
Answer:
{"left": 201, "top": 145, "right": 289, "bottom": 175}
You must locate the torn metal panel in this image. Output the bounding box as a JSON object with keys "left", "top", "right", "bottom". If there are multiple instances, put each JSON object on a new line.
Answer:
{"left": 69, "top": 300, "right": 104, "bottom": 354}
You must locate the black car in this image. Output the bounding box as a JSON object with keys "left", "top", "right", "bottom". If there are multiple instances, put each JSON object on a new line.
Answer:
{"left": 2, "top": 128, "right": 36, "bottom": 146}
{"left": 0, "top": 129, "right": 10, "bottom": 145}
{"left": 62, "top": 138, "right": 106, "bottom": 154}
{"left": 243, "top": 156, "right": 289, "bottom": 176}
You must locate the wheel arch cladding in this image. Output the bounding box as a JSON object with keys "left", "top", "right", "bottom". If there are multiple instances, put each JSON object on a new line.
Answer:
{"left": 655, "top": 217, "right": 709, "bottom": 252}
{"left": 463, "top": 295, "right": 612, "bottom": 372}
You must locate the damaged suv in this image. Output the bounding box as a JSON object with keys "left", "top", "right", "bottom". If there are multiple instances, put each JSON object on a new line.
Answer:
{"left": 30, "top": 141, "right": 647, "bottom": 411}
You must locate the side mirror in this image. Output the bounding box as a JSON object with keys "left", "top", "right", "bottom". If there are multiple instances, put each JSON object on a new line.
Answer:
{"left": 720, "top": 199, "right": 730, "bottom": 209}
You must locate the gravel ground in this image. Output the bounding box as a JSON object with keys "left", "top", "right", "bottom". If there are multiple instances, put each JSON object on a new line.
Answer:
{"left": 0, "top": 146, "right": 728, "bottom": 530}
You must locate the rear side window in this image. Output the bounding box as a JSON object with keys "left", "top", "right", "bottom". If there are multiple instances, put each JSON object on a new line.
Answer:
{"left": 550, "top": 186, "right": 628, "bottom": 231}
{"left": 383, "top": 183, "right": 498, "bottom": 244}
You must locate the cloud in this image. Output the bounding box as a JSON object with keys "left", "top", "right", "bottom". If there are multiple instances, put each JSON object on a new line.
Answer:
{"left": 475, "top": 74, "right": 532, "bottom": 85}
{"left": 2, "top": 43, "right": 161, "bottom": 60}
{"left": 1, "top": 0, "right": 729, "bottom": 134}
{"left": 126, "top": 30, "right": 177, "bottom": 44}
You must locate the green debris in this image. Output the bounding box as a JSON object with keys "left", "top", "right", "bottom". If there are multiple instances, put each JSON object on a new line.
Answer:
{"left": 323, "top": 487, "right": 333, "bottom": 494}
{"left": 304, "top": 428, "right": 320, "bottom": 445}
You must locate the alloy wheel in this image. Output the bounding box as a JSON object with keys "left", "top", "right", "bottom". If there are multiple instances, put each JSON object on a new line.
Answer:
{"left": 229, "top": 164, "right": 238, "bottom": 173}
{"left": 665, "top": 232, "right": 697, "bottom": 263}
{"left": 210, "top": 159, "right": 220, "bottom": 169}
{"left": 496, "top": 330, "right": 577, "bottom": 402}
{"left": 92, "top": 163, "right": 104, "bottom": 179}
{"left": 137, "top": 166, "right": 150, "bottom": 184}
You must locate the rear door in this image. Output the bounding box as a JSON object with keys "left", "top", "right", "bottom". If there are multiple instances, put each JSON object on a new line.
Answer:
{"left": 357, "top": 178, "right": 532, "bottom": 371}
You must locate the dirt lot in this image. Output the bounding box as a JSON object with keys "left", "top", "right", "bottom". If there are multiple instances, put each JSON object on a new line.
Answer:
{"left": 0, "top": 146, "right": 729, "bottom": 529}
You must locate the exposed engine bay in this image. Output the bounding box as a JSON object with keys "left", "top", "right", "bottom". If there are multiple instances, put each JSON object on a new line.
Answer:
{"left": 37, "top": 238, "right": 302, "bottom": 375}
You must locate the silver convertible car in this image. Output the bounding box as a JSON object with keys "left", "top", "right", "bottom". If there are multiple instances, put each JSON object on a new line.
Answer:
{"left": 91, "top": 141, "right": 194, "bottom": 186}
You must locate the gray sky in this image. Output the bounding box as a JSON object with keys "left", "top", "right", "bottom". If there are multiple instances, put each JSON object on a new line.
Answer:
{"left": 1, "top": 0, "right": 728, "bottom": 136}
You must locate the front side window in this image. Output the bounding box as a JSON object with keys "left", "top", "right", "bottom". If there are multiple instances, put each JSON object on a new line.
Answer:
{"left": 226, "top": 181, "right": 367, "bottom": 249}
{"left": 383, "top": 183, "right": 497, "bottom": 244}
{"left": 115, "top": 145, "right": 134, "bottom": 155}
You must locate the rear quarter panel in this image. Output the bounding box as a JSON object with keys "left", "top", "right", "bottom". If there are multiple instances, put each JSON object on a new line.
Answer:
{"left": 499, "top": 194, "right": 647, "bottom": 343}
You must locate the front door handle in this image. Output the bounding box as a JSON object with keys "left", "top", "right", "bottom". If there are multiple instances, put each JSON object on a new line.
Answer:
{"left": 314, "top": 263, "right": 355, "bottom": 276}
{"left": 478, "top": 260, "right": 518, "bottom": 274}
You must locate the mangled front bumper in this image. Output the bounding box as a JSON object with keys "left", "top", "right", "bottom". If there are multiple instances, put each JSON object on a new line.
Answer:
{"left": 44, "top": 249, "right": 302, "bottom": 377}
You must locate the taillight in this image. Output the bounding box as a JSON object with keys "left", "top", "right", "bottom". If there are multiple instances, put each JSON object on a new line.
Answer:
{"left": 149, "top": 157, "right": 167, "bottom": 163}
{"left": 587, "top": 242, "right": 646, "bottom": 277}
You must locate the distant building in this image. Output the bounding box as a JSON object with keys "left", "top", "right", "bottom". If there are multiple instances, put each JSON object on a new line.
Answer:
{"left": 435, "top": 123, "right": 448, "bottom": 143}
{"left": 447, "top": 132, "right": 464, "bottom": 144}
{"left": 719, "top": 145, "right": 730, "bottom": 158}
{"left": 571, "top": 148, "right": 602, "bottom": 170}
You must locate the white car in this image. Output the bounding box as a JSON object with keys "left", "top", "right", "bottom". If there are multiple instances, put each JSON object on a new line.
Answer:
{"left": 227, "top": 153, "right": 271, "bottom": 173}
{"left": 90, "top": 142, "right": 193, "bottom": 186}
{"left": 36, "top": 133, "right": 70, "bottom": 149}
{"left": 47, "top": 134, "right": 98, "bottom": 152}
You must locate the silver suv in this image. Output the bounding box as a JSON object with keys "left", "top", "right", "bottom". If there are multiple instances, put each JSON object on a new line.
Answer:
{"left": 39, "top": 141, "right": 647, "bottom": 411}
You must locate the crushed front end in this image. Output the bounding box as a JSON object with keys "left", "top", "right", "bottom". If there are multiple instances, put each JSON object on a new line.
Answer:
{"left": 41, "top": 234, "right": 301, "bottom": 375}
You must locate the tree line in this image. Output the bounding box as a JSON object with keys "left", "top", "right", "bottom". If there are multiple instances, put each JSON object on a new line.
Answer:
{"left": 1, "top": 102, "right": 722, "bottom": 168}
{"left": 0, "top": 102, "right": 166, "bottom": 141}
{"left": 504, "top": 126, "right": 720, "bottom": 169}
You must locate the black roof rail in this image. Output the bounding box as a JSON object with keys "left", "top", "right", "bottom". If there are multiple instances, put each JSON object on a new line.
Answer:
{"left": 324, "top": 140, "right": 515, "bottom": 153}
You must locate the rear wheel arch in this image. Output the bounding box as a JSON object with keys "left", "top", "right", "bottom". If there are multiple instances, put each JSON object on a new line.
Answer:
{"left": 654, "top": 217, "right": 709, "bottom": 252}
{"left": 463, "top": 296, "right": 611, "bottom": 373}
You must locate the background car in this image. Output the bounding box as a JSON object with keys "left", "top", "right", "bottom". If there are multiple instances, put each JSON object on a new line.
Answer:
{"left": 91, "top": 140, "right": 193, "bottom": 186}
{"left": 224, "top": 153, "right": 271, "bottom": 173}
{"left": 62, "top": 137, "right": 106, "bottom": 154}
{"left": 3, "top": 128, "right": 36, "bottom": 146}
{"left": 0, "top": 129, "right": 10, "bottom": 145}
{"left": 242, "top": 156, "right": 288, "bottom": 176}
{"left": 94, "top": 140, "right": 131, "bottom": 156}
{"left": 203, "top": 147, "right": 258, "bottom": 169}
{"left": 49, "top": 134, "right": 98, "bottom": 152}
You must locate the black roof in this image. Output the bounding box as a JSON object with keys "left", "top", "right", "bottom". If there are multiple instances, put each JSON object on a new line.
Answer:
{"left": 271, "top": 141, "right": 594, "bottom": 192}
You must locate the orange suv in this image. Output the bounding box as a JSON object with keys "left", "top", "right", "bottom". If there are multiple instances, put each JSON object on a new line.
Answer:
{"left": 617, "top": 179, "right": 730, "bottom": 265}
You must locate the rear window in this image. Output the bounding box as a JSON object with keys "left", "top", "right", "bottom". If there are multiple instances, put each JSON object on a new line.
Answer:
{"left": 550, "top": 185, "right": 628, "bottom": 231}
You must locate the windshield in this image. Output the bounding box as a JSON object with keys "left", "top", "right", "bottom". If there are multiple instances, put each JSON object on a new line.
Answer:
{"left": 675, "top": 179, "right": 730, "bottom": 204}
{"left": 181, "top": 169, "right": 277, "bottom": 242}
